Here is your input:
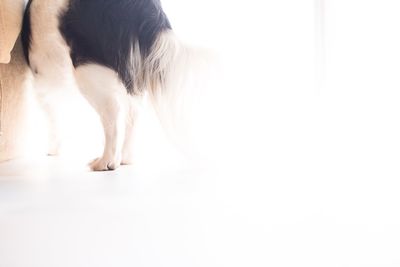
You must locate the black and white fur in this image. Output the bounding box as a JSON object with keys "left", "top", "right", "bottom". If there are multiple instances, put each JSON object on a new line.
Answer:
{"left": 22, "top": 0, "right": 192, "bottom": 171}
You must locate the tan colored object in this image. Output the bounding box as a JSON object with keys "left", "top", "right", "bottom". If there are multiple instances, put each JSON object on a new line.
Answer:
{"left": 0, "top": 0, "right": 31, "bottom": 162}
{"left": 0, "top": 0, "right": 25, "bottom": 64}
{"left": 0, "top": 39, "right": 30, "bottom": 162}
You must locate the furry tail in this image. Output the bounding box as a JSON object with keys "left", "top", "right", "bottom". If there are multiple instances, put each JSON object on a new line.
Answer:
{"left": 145, "top": 30, "right": 216, "bottom": 151}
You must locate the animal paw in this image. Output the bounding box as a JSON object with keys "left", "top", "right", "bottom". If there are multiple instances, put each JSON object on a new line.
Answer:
{"left": 121, "top": 153, "right": 134, "bottom": 166}
{"left": 89, "top": 156, "right": 120, "bottom": 171}
{"left": 47, "top": 140, "right": 61, "bottom": 156}
{"left": 121, "top": 145, "right": 134, "bottom": 165}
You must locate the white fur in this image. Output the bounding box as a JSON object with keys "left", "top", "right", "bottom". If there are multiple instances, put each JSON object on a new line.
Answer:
{"left": 28, "top": 0, "right": 73, "bottom": 86}
{"left": 28, "top": 0, "right": 76, "bottom": 155}
{"left": 146, "top": 31, "right": 216, "bottom": 151}
{"left": 75, "top": 64, "right": 140, "bottom": 171}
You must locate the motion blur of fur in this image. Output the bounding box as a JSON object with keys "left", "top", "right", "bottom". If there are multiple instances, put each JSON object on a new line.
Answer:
{"left": 22, "top": 0, "right": 202, "bottom": 171}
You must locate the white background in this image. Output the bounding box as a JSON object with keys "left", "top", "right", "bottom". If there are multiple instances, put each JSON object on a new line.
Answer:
{"left": 1, "top": 0, "right": 400, "bottom": 266}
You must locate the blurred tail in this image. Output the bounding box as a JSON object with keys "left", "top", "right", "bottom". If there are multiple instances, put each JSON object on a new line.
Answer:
{"left": 145, "top": 30, "right": 216, "bottom": 152}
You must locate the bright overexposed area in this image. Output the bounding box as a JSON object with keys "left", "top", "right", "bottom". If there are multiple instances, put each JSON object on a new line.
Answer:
{"left": 1, "top": 0, "right": 400, "bottom": 266}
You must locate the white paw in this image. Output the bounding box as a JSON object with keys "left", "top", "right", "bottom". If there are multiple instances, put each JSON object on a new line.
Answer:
{"left": 121, "top": 159, "right": 134, "bottom": 166}
{"left": 121, "top": 152, "right": 134, "bottom": 165}
{"left": 89, "top": 156, "right": 120, "bottom": 171}
{"left": 121, "top": 143, "right": 135, "bottom": 165}
{"left": 47, "top": 141, "right": 61, "bottom": 156}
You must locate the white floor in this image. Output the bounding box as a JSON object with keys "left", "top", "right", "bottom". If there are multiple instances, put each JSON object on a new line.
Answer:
{"left": 0, "top": 157, "right": 224, "bottom": 267}
{"left": 1, "top": 154, "right": 400, "bottom": 267}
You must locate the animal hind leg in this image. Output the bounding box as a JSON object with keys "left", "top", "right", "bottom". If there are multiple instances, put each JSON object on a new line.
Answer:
{"left": 75, "top": 64, "right": 129, "bottom": 171}
{"left": 32, "top": 74, "right": 73, "bottom": 156}
{"left": 121, "top": 97, "right": 142, "bottom": 165}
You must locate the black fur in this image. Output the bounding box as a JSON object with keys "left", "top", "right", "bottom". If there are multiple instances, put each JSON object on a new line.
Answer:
{"left": 21, "top": 0, "right": 33, "bottom": 65}
{"left": 22, "top": 0, "right": 172, "bottom": 94}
